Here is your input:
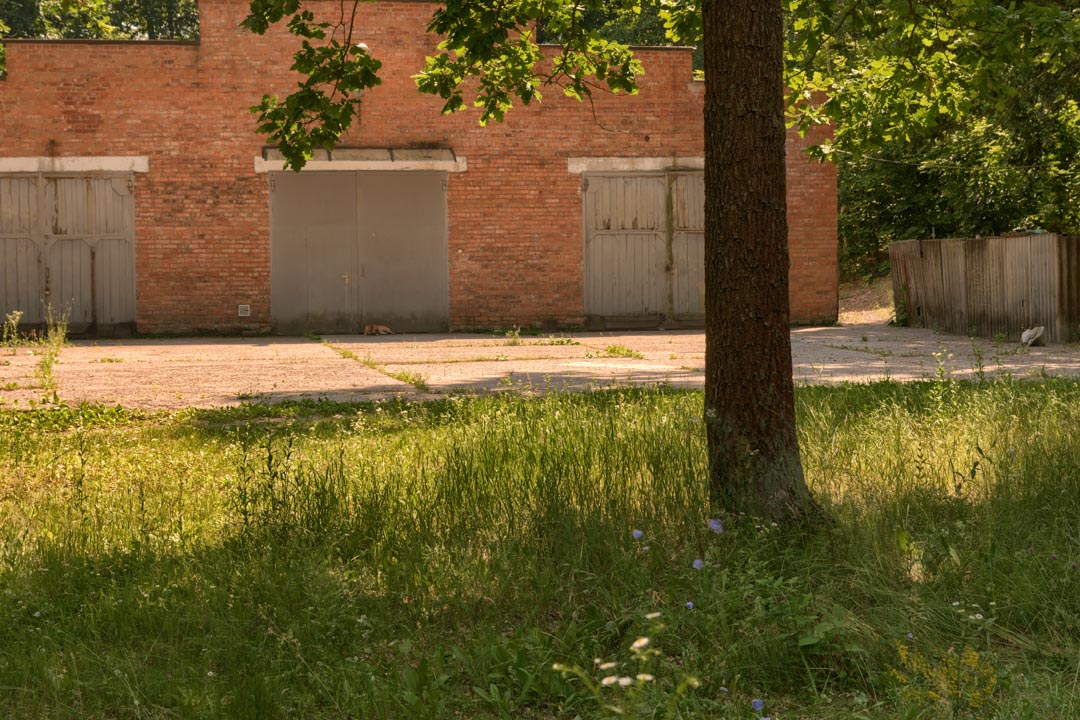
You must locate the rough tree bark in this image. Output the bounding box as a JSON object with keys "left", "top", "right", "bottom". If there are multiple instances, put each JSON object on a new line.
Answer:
{"left": 702, "top": 0, "right": 814, "bottom": 521}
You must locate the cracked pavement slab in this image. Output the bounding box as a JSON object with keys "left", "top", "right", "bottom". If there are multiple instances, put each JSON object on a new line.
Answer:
{"left": 2, "top": 324, "right": 1078, "bottom": 410}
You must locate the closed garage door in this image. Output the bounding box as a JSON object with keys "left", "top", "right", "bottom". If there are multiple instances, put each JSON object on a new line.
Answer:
{"left": 584, "top": 172, "right": 705, "bottom": 329}
{"left": 270, "top": 171, "right": 449, "bottom": 334}
{"left": 0, "top": 173, "right": 136, "bottom": 333}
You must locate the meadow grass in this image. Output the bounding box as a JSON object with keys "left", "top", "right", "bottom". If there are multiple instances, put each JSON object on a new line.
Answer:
{"left": 0, "top": 379, "right": 1078, "bottom": 718}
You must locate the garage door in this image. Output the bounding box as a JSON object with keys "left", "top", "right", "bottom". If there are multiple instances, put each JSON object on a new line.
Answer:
{"left": 584, "top": 172, "right": 705, "bottom": 329}
{"left": 0, "top": 174, "right": 136, "bottom": 333}
{"left": 270, "top": 171, "right": 448, "bottom": 334}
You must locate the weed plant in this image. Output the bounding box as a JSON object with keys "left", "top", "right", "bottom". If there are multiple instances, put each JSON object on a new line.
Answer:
{"left": 604, "top": 344, "right": 646, "bottom": 359}
{"left": 3, "top": 307, "right": 68, "bottom": 390}
{"left": 0, "top": 379, "right": 1078, "bottom": 718}
{"left": 1, "top": 310, "right": 22, "bottom": 351}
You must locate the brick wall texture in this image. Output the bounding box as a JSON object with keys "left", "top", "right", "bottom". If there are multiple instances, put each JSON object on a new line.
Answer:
{"left": 0, "top": 0, "right": 838, "bottom": 332}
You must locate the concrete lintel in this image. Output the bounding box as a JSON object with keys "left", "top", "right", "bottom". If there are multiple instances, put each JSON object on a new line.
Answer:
{"left": 567, "top": 157, "right": 705, "bottom": 174}
{"left": 254, "top": 157, "right": 468, "bottom": 174}
{"left": 0, "top": 156, "right": 150, "bottom": 173}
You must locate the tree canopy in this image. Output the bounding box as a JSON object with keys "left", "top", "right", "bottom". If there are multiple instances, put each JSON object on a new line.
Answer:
{"left": 783, "top": 0, "right": 1080, "bottom": 275}
{"left": 0, "top": 0, "right": 198, "bottom": 39}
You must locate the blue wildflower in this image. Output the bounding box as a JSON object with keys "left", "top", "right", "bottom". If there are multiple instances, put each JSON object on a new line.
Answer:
{"left": 692, "top": 559, "right": 704, "bottom": 570}
{"left": 632, "top": 529, "right": 644, "bottom": 541}
{"left": 708, "top": 518, "right": 725, "bottom": 534}
{"left": 752, "top": 699, "right": 765, "bottom": 712}
{"left": 685, "top": 601, "right": 694, "bottom": 610}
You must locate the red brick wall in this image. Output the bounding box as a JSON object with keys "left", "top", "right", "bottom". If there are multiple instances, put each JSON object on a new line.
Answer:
{"left": 0, "top": 0, "right": 837, "bottom": 331}
{"left": 787, "top": 120, "right": 840, "bottom": 323}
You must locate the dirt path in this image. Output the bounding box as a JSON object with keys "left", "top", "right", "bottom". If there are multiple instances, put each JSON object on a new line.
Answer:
{"left": 3, "top": 321, "right": 1079, "bottom": 410}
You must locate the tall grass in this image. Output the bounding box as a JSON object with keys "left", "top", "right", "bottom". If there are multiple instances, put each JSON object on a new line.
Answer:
{"left": 0, "top": 381, "right": 1077, "bottom": 718}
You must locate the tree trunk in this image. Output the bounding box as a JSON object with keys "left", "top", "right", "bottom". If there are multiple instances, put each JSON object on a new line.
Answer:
{"left": 702, "top": 0, "right": 814, "bottom": 521}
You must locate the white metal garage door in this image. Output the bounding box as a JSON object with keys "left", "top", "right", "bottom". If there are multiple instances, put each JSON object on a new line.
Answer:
{"left": 584, "top": 172, "right": 705, "bottom": 329}
{"left": 0, "top": 173, "right": 136, "bottom": 333}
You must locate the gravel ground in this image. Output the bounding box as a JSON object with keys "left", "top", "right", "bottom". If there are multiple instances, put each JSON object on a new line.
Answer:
{"left": 2, "top": 322, "right": 1078, "bottom": 410}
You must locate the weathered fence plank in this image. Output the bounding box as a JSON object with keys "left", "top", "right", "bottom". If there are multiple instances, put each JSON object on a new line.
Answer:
{"left": 889, "top": 234, "right": 1080, "bottom": 343}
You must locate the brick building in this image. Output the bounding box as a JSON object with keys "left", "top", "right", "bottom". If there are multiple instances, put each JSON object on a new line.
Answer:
{"left": 0, "top": 0, "right": 837, "bottom": 335}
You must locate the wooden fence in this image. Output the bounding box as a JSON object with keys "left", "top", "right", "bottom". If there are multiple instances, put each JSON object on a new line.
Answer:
{"left": 890, "top": 234, "right": 1080, "bottom": 344}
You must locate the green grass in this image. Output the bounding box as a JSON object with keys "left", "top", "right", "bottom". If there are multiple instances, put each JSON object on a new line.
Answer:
{"left": 0, "top": 379, "right": 1078, "bottom": 718}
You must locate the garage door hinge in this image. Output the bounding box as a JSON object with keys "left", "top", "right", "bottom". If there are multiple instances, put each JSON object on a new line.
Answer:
{"left": 127, "top": 176, "right": 136, "bottom": 192}
{"left": 268, "top": 176, "right": 276, "bottom": 191}
{"left": 443, "top": 178, "right": 448, "bottom": 191}
{"left": 582, "top": 178, "right": 589, "bottom": 191}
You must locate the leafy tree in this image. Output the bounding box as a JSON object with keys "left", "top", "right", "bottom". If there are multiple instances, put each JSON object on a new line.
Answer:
{"left": 539, "top": 1, "right": 704, "bottom": 70}
{"left": 107, "top": 0, "right": 198, "bottom": 39}
{"left": 242, "top": 0, "right": 816, "bottom": 521}
{"left": 784, "top": 0, "right": 1080, "bottom": 276}
{"left": 0, "top": 0, "right": 197, "bottom": 39}
{"left": 0, "top": 0, "right": 34, "bottom": 37}
{"left": 0, "top": 0, "right": 116, "bottom": 38}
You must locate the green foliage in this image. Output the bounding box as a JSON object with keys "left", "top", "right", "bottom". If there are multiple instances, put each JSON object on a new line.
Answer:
{"left": 106, "top": 0, "right": 198, "bottom": 39}
{"left": 784, "top": 1, "right": 1080, "bottom": 276}
{"left": 29, "top": 0, "right": 115, "bottom": 38}
{"left": 241, "top": 2, "right": 384, "bottom": 171}
{"left": 416, "top": 0, "right": 643, "bottom": 122}
{"left": 0, "top": 0, "right": 30, "bottom": 36}
{"left": 538, "top": 1, "right": 702, "bottom": 69}
{"left": 242, "top": 0, "right": 644, "bottom": 168}
{"left": 657, "top": 0, "right": 699, "bottom": 49}
{"left": 553, "top": 622, "right": 702, "bottom": 718}
{"left": 892, "top": 642, "right": 999, "bottom": 716}
{"left": 0, "top": 0, "right": 198, "bottom": 39}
